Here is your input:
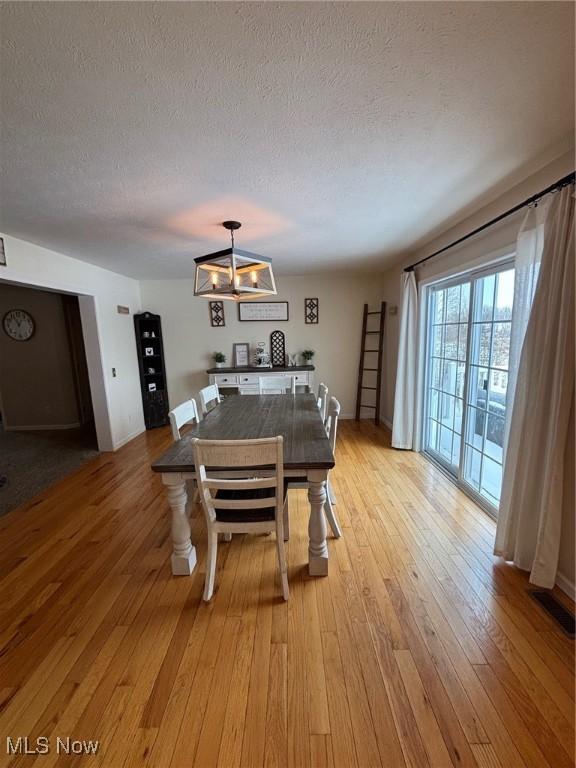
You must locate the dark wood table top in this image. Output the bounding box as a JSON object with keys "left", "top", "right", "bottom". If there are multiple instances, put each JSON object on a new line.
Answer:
{"left": 152, "top": 394, "right": 335, "bottom": 472}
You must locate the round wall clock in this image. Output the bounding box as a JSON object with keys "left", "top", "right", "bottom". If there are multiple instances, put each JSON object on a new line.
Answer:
{"left": 3, "top": 309, "right": 35, "bottom": 341}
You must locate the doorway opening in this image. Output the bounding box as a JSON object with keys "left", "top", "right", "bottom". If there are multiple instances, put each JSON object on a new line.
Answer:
{"left": 0, "top": 283, "right": 99, "bottom": 515}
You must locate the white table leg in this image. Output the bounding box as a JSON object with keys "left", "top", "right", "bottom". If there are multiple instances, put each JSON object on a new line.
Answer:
{"left": 163, "top": 473, "right": 197, "bottom": 576}
{"left": 308, "top": 469, "right": 329, "bottom": 576}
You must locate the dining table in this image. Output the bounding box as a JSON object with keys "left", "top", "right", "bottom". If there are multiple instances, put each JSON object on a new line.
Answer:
{"left": 151, "top": 393, "right": 336, "bottom": 577}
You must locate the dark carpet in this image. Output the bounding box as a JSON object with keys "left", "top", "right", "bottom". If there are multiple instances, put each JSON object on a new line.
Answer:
{"left": 0, "top": 425, "right": 99, "bottom": 516}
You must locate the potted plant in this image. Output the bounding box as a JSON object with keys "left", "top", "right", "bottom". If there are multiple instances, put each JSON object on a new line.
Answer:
{"left": 213, "top": 351, "right": 226, "bottom": 369}
{"left": 301, "top": 350, "right": 315, "bottom": 364}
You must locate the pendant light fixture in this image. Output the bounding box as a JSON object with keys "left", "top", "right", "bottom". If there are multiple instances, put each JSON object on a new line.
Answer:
{"left": 193, "top": 221, "right": 277, "bottom": 300}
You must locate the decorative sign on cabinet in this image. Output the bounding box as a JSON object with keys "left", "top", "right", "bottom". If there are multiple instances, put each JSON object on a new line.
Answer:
{"left": 233, "top": 342, "right": 250, "bottom": 367}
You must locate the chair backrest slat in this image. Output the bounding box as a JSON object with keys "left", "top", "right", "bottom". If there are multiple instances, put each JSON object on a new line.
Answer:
{"left": 199, "top": 384, "right": 221, "bottom": 416}
{"left": 169, "top": 399, "right": 200, "bottom": 441}
{"left": 317, "top": 382, "right": 328, "bottom": 422}
{"left": 193, "top": 438, "right": 280, "bottom": 468}
{"left": 210, "top": 495, "right": 277, "bottom": 510}
{"left": 325, "top": 396, "right": 341, "bottom": 452}
{"left": 203, "top": 476, "right": 276, "bottom": 491}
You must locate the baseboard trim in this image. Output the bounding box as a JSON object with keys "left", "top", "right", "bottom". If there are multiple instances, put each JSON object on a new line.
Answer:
{"left": 5, "top": 422, "right": 81, "bottom": 431}
{"left": 555, "top": 571, "right": 576, "bottom": 601}
{"left": 339, "top": 415, "right": 393, "bottom": 427}
{"left": 111, "top": 426, "right": 146, "bottom": 452}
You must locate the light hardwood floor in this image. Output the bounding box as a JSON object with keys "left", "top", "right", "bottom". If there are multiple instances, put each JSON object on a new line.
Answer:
{"left": 0, "top": 420, "right": 573, "bottom": 767}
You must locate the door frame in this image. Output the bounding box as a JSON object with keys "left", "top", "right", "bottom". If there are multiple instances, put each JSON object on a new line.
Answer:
{"left": 415, "top": 250, "right": 515, "bottom": 518}
{"left": 0, "top": 277, "right": 114, "bottom": 450}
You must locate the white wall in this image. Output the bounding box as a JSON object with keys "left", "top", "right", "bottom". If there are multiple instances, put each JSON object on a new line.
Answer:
{"left": 0, "top": 235, "right": 386, "bottom": 446}
{"left": 378, "top": 150, "right": 575, "bottom": 596}
{"left": 0, "top": 234, "right": 145, "bottom": 450}
{"left": 140, "top": 275, "right": 384, "bottom": 418}
{"left": 379, "top": 150, "right": 574, "bottom": 426}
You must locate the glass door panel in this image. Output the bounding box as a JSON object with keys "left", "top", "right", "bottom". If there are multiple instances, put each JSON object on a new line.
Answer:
{"left": 462, "top": 267, "right": 514, "bottom": 509}
{"left": 424, "top": 281, "right": 470, "bottom": 475}
{"left": 423, "top": 264, "right": 515, "bottom": 515}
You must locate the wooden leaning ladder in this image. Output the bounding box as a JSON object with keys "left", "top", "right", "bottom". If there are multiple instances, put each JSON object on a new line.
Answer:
{"left": 355, "top": 301, "right": 386, "bottom": 426}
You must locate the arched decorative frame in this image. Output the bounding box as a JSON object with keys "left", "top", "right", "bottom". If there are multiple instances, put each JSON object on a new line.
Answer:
{"left": 270, "top": 330, "right": 286, "bottom": 367}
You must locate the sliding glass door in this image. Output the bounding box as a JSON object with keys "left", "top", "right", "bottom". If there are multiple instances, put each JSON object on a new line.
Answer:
{"left": 423, "top": 263, "right": 515, "bottom": 515}
{"left": 425, "top": 280, "right": 470, "bottom": 473}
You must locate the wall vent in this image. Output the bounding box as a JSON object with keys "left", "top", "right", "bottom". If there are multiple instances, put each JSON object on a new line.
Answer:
{"left": 530, "top": 590, "right": 575, "bottom": 638}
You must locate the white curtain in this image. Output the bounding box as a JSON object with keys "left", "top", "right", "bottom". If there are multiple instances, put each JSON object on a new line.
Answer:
{"left": 392, "top": 270, "right": 418, "bottom": 449}
{"left": 495, "top": 185, "right": 575, "bottom": 588}
{"left": 505, "top": 197, "right": 550, "bottom": 440}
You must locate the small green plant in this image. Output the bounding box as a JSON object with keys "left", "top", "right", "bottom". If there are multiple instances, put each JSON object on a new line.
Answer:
{"left": 213, "top": 351, "right": 226, "bottom": 363}
{"left": 301, "top": 349, "right": 315, "bottom": 362}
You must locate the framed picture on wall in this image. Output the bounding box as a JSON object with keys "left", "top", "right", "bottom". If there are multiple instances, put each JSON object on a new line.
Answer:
{"left": 305, "top": 297, "right": 319, "bottom": 324}
{"left": 233, "top": 342, "right": 250, "bottom": 367}
{"left": 209, "top": 300, "right": 225, "bottom": 327}
{"left": 238, "top": 301, "right": 289, "bottom": 322}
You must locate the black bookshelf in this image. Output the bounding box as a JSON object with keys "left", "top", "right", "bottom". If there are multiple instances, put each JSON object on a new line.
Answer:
{"left": 134, "top": 311, "right": 169, "bottom": 429}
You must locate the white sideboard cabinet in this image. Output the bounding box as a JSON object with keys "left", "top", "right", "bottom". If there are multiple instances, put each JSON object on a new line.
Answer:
{"left": 206, "top": 365, "right": 315, "bottom": 395}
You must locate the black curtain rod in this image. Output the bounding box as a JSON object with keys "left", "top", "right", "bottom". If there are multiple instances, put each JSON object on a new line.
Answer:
{"left": 404, "top": 170, "right": 575, "bottom": 273}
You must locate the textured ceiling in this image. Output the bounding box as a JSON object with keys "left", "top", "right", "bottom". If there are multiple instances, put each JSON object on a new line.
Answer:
{"left": 0, "top": 1, "right": 574, "bottom": 278}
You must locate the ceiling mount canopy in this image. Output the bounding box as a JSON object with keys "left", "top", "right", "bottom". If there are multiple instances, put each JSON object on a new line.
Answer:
{"left": 194, "top": 221, "right": 277, "bottom": 300}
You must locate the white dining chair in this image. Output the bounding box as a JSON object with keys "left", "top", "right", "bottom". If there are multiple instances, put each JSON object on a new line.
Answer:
{"left": 199, "top": 384, "right": 221, "bottom": 416}
{"left": 192, "top": 436, "right": 289, "bottom": 601}
{"left": 317, "top": 382, "right": 328, "bottom": 422}
{"left": 169, "top": 398, "right": 200, "bottom": 440}
{"left": 283, "top": 396, "right": 342, "bottom": 541}
{"left": 259, "top": 376, "right": 296, "bottom": 394}
{"left": 323, "top": 396, "right": 341, "bottom": 518}
{"left": 168, "top": 398, "right": 201, "bottom": 508}
{"left": 318, "top": 385, "right": 336, "bottom": 505}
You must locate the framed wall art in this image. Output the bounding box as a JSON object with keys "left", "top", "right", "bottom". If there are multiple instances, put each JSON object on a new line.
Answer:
{"left": 238, "top": 301, "right": 289, "bottom": 322}
{"left": 270, "top": 330, "right": 286, "bottom": 367}
{"left": 305, "top": 297, "right": 319, "bottom": 324}
{"left": 209, "top": 300, "right": 225, "bottom": 327}
{"left": 233, "top": 342, "right": 250, "bottom": 367}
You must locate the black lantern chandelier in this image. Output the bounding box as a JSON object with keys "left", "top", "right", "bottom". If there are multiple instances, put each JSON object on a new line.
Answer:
{"left": 193, "top": 221, "right": 277, "bottom": 300}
